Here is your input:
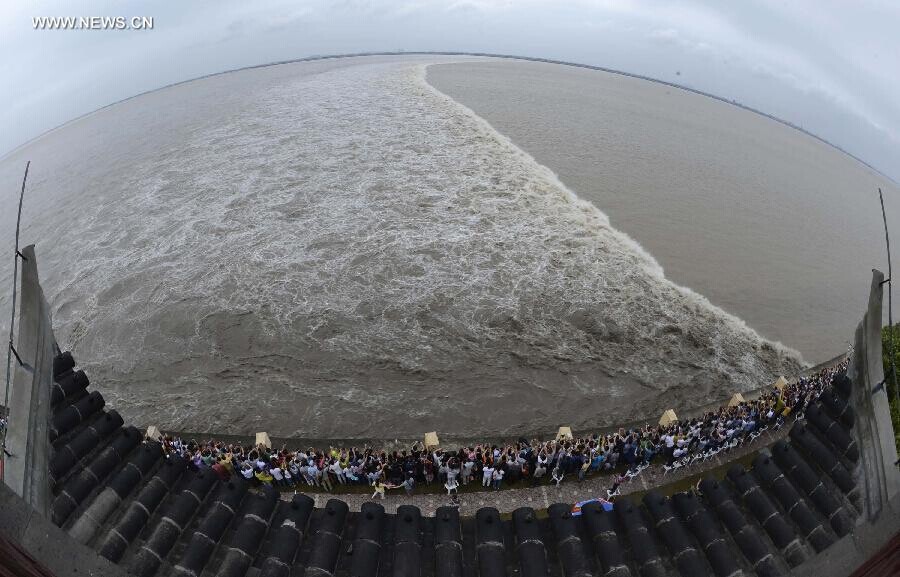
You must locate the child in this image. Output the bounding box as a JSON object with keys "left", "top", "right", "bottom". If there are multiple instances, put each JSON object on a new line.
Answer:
{"left": 372, "top": 480, "right": 390, "bottom": 500}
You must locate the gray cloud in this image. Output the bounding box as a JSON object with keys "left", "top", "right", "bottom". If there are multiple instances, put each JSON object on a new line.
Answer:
{"left": 1, "top": 0, "right": 898, "bottom": 180}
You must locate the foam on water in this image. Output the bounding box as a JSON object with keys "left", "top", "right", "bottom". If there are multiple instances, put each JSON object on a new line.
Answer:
{"left": 0, "top": 58, "right": 801, "bottom": 438}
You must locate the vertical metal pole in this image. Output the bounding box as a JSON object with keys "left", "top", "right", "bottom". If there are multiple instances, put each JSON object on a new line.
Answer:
{"left": 3, "top": 161, "right": 30, "bottom": 464}
{"left": 878, "top": 188, "right": 898, "bottom": 408}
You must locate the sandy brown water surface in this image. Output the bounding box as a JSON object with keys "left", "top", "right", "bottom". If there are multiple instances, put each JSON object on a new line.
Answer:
{"left": 1, "top": 55, "right": 871, "bottom": 438}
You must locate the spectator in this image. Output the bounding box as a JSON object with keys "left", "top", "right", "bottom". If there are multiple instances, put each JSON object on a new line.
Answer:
{"left": 402, "top": 476, "right": 415, "bottom": 496}
{"left": 482, "top": 464, "right": 494, "bottom": 487}
{"left": 150, "top": 360, "right": 844, "bottom": 497}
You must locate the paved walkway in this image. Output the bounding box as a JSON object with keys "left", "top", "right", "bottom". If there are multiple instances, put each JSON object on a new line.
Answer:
{"left": 281, "top": 425, "right": 789, "bottom": 516}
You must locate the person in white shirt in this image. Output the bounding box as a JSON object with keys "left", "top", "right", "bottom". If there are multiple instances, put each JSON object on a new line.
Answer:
{"left": 445, "top": 477, "right": 459, "bottom": 495}
{"left": 535, "top": 453, "right": 548, "bottom": 479}
{"left": 482, "top": 465, "right": 495, "bottom": 487}
{"left": 492, "top": 468, "right": 504, "bottom": 490}
{"left": 270, "top": 466, "right": 284, "bottom": 486}
{"left": 462, "top": 460, "right": 474, "bottom": 485}
{"left": 330, "top": 460, "right": 345, "bottom": 484}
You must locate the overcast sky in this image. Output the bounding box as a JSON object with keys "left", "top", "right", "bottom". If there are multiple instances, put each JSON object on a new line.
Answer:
{"left": 1, "top": 0, "right": 898, "bottom": 181}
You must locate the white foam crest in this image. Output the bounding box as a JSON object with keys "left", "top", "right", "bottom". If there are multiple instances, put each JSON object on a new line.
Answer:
{"left": 418, "top": 62, "right": 803, "bottom": 364}
{"left": 0, "top": 58, "right": 803, "bottom": 437}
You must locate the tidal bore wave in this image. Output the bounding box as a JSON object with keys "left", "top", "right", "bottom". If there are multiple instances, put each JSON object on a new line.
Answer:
{"left": 0, "top": 58, "right": 802, "bottom": 438}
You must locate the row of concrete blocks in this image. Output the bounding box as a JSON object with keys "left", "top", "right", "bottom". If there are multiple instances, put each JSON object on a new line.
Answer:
{"left": 48, "top": 350, "right": 121, "bottom": 489}
{"left": 46, "top": 352, "right": 353, "bottom": 577}
{"left": 45, "top": 354, "right": 859, "bottom": 577}
{"left": 555, "top": 406, "right": 858, "bottom": 577}
{"left": 81, "top": 429, "right": 853, "bottom": 577}
{"left": 75, "top": 447, "right": 311, "bottom": 577}
{"left": 489, "top": 383, "right": 860, "bottom": 577}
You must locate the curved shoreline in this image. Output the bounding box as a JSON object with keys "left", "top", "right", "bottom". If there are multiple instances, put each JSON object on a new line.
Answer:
{"left": 146, "top": 352, "right": 847, "bottom": 449}
{"left": 3, "top": 51, "right": 895, "bottom": 187}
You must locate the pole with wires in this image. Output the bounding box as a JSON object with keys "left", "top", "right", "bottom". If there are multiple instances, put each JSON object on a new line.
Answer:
{"left": 2, "top": 161, "right": 30, "bottom": 467}
{"left": 878, "top": 188, "right": 898, "bottom": 407}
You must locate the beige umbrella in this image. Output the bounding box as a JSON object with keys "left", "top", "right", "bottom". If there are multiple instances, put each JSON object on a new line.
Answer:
{"left": 658, "top": 409, "right": 678, "bottom": 427}
{"left": 773, "top": 376, "right": 788, "bottom": 392}
{"left": 145, "top": 425, "right": 162, "bottom": 441}
{"left": 255, "top": 431, "right": 272, "bottom": 449}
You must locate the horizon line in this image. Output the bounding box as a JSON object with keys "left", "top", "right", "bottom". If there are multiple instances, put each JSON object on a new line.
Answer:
{"left": 2, "top": 50, "right": 897, "bottom": 187}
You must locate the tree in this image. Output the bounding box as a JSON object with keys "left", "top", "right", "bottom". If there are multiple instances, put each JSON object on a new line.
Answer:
{"left": 879, "top": 325, "right": 900, "bottom": 453}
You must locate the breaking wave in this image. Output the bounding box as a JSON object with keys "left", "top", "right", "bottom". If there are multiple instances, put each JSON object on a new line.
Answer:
{"left": 0, "top": 58, "right": 802, "bottom": 438}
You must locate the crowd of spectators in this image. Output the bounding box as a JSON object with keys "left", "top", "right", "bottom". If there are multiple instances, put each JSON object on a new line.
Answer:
{"left": 153, "top": 360, "right": 846, "bottom": 496}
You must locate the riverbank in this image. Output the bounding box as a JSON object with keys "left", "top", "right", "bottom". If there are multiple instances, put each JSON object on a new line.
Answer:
{"left": 148, "top": 351, "right": 846, "bottom": 452}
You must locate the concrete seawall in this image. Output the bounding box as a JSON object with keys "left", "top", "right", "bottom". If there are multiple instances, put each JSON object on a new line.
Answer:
{"left": 3, "top": 245, "right": 53, "bottom": 516}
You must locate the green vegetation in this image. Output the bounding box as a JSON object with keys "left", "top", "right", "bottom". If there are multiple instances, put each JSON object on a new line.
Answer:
{"left": 880, "top": 325, "right": 900, "bottom": 454}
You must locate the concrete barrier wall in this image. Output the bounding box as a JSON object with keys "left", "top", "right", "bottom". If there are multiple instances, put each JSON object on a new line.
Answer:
{"left": 0, "top": 481, "right": 129, "bottom": 577}
{"left": 846, "top": 269, "right": 900, "bottom": 520}
{"left": 790, "top": 269, "right": 900, "bottom": 577}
